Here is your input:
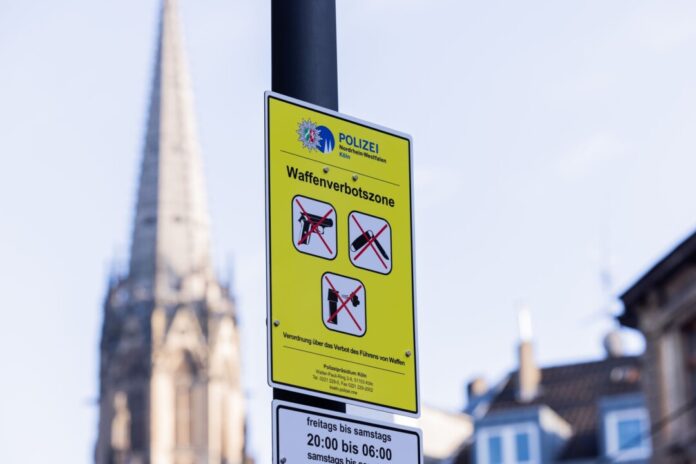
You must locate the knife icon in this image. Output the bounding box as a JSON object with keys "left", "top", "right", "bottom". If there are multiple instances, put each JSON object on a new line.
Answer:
{"left": 351, "top": 230, "right": 390, "bottom": 260}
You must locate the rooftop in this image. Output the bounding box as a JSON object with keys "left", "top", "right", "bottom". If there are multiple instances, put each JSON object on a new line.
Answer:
{"left": 457, "top": 355, "right": 642, "bottom": 462}
{"left": 620, "top": 229, "right": 696, "bottom": 327}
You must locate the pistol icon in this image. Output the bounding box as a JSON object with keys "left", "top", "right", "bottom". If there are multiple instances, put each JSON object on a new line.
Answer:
{"left": 351, "top": 230, "right": 390, "bottom": 260}
{"left": 298, "top": 213, "right": 334, "bottom": 245}
{"left": 327, "top": 288, "right": 360, "bottom": 325}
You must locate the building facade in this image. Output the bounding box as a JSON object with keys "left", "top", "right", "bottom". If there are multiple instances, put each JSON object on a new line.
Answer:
{"left": 620, "top": 230, "right": 696, "bottom": 463}
{"left": 455, "top": 310, "right": 651, "bottom": 464}
{"left": 95, "top": 1, "right": 249, "bottom": 463}
{"left": 462, "top": 358, "right": 651, "bottom": 464}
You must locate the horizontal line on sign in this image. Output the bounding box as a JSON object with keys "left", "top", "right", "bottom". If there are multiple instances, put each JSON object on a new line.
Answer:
{"left": 280, "top": 150, "right": 400, "bottom": 187}
{"left": 283, "top": 345, "right": 406, "bottom": 376}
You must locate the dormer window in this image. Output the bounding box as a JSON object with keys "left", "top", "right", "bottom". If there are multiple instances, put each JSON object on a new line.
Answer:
{"left": 604, "top": 408, "right": 651, "bottom": 461}
{"left": 515, "top": 431, "right": 531, "bottom": 461}
{"left": 476, "top": 423, "right": 538, "bottom": 464}
{"left": 487, "top": 435, "right": 502, "bottom": 464}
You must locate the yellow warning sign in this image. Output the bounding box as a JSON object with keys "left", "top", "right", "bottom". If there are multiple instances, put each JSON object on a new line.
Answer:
{"left": 265, "top": 92, "right": 419, "bottom": 415}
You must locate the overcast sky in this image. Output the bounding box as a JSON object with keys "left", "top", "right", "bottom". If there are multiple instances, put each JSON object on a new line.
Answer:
{"left": 2, "top": 0, "right": 696, "bottom": 462}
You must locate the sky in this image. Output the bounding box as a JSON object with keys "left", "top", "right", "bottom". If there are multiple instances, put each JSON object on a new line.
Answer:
{"left": 1, "top": 0, "right": 696, "bottom": 462}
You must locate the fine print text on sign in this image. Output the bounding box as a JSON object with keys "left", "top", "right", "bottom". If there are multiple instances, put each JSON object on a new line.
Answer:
{"left": 265, "top": 92, "right": 418, "bottom": 415}
{"left": 273, "top": 401, "right": 423, "bottom": 464}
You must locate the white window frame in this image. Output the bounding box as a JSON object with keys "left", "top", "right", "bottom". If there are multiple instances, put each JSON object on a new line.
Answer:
{"left": 604, "top": 408, "right": 651, "bottom": 461}
{"left": 476, "top": 422, "right": 540, "bottom": 464}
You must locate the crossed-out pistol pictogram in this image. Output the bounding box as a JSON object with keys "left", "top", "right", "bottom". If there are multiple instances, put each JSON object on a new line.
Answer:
{"left": 292, "top": 195, "right": 336, "bottom": 260}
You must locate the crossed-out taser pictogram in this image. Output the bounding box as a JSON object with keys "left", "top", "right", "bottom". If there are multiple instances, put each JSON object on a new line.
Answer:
{"left": 324, "top": 275, "right": 363, "bottom": 332}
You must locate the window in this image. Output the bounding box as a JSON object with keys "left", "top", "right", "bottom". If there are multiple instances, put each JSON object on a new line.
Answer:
{"left": 488, "top": 435, "right": 503, "bottom": 464}
{"left": 174, "top": 352, "right": 197, "bottom": 449}
{"left": 515, "top": 432, "right": 530, "bottom": 461}
{"left": 683, "top": 320, "right": 696, "bottom": 427}
{"left": 476, "top": 423, "right": 538, "bottom": 464}
{"left": 617, "top": 419, "right": 642, "bottom": 450}
{"left": 129, "top": 390, "right": 145, "bottom": 452}
{"left": 605, "top": 408, "right": 651, "bottom": 461}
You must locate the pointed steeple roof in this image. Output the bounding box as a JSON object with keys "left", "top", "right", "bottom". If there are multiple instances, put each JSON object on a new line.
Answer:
{"left": 129, "top": 0, "right": 212, "bottom": 299}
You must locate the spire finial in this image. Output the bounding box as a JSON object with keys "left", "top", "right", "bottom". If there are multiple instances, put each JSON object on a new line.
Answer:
{"left": 128, "top": 0, "right": 212, "bottom": 299}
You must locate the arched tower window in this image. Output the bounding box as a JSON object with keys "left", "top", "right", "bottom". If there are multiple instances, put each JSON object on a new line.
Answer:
{"left": 174, "top": 351, "right": 197, "bottom": 449}
{"left": 129, "top": 389, "right": 146, "bottom": 452}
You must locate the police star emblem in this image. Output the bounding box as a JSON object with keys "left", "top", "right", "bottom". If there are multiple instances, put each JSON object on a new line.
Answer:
{"left": 297, "top": 119, "right": 323, "bottom": 152}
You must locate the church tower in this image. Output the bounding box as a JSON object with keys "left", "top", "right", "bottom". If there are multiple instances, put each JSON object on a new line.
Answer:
{"left": 96, "top": 1, "right": 248, "bottom": 463}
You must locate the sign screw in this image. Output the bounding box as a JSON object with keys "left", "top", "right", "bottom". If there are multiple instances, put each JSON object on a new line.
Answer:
{"left": 352, "top": 174, "right": 359, "bottom": 181}
{"left": 405, "top": 350, "right": 412, "bottom": 357}
{"left": 273, "top": 320, "right": 280, "bottom": 327}
{"left": 323, "top": 166, "right": 329, "bottom": 173}
{"left": 280, "top": 458, "right": 287, "bottom": 464}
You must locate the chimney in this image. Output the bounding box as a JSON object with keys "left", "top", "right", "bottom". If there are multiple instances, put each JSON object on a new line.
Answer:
{"left": 516, "top": 305, "right": 540, "bottom": 402}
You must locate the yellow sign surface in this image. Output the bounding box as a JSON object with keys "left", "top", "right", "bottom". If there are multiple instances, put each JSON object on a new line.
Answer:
{"left": 265, "top": 92, "right": 418, "bottom": 415}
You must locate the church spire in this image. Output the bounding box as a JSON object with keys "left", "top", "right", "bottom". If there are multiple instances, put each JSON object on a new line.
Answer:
{"left": 129, "top": 0, "right": 212, "bottom": 298}
{"left": 96, "top": 4, "right": 248, "bottom": 462}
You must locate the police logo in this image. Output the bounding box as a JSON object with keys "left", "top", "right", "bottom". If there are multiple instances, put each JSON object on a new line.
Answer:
{"left": 297, "top": 119, "right": 335, "bottom": 154}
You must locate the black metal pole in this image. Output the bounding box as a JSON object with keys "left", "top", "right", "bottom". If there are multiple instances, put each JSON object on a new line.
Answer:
{"left": 271, "top": 0, "right": 344, "bottom": 413}
{"left": 272, "top": 0, "right": 339, "bottom": 111}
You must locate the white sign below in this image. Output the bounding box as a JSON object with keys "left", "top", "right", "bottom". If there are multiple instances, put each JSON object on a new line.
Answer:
{"left": 273, "top": 400, "right": 423, "bottom": 464}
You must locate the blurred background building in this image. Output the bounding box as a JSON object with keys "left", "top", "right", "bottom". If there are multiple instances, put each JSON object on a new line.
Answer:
{"left": 461, "top": 339, "right": 648, "bottom": 463}
{"left": 421, "top": 226, "right": 696, "bottom": 464}
{"left": 441, "top": 309, "right": 651, "bottom": 464}
{"left": 620, "top": 230, "right": 696, "bottom": 463}
{"left": 95, "top": 1, "right": 250, "bottom": 463}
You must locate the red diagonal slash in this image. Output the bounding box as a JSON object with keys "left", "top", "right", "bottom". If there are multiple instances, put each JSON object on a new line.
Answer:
{"left": 296, "top": 199, "right": 333, "bottom": 254}
{"left": 351, "top": 215, "right": 389, "bottom": 270}
{"left": 324, "top": 276, "right": 363, "bottom": 331}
